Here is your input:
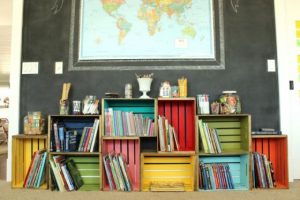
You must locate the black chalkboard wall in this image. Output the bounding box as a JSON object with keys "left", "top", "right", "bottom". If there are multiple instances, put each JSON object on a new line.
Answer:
{"left": 20, "top": 0, "right": 279, "bottom": 132}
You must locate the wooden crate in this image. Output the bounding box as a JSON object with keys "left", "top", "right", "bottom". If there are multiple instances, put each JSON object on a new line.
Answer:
{"left": 141, "top": 153, "right": 196, "bottom": 191}
{"left": 199, "top": 155, "right": 250, "bottom": 191}
{"left": 198, "top": 115, "right": 251, "bottom": 154}
{"left": 69, "top": 156, "right": 101, "bottom": 191}
{"left": 158, "top": 98, "right": 196, "bottom": 151}
{"left": 102, "top": 139, "right": 140, "bottom": 191}
{"left": 48, "top": 115, "right": 100, "bottom": 153}
{"left": 12, "top": 134, "right": 48, "bottom": 189}
{"left": 102, "top": 98, "right": 156, "bottom": 136}
{"left": 252, "top": 135, "right": 288, "bottom": 189}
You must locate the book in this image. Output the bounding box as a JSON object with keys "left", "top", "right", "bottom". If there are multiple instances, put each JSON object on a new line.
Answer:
{"left": 49, "top": 158, "right": 66, "bottom": 192}
{"left": 53, "top": 123, "right": 61, "bottom": 152}
{"left": 66, "top": 159, "right": 84, "bottom": 190}
{"left": 23, "top": 151, "right": 38, "bottom": 187}
{"left": 103, "top": 156, "right": 114, "bottom": 190}
{"left": 118, "top": 154, "right": 131, "bottom": 191}
{"left": 35, "top": 152, "right": 48, "bottom": 188}
{"left": 78, "top": 127, "right": 87, "bottom": 152}
{"left": 68, "top": 131, "right": 77, "bottom": 152}
{"left": 90, "top": 119, "right": 99, "bottom": 152}
{"left": 58, "top": 126, "right": 65, "bottom": 151}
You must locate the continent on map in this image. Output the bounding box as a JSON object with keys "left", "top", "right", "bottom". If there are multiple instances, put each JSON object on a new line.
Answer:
{"left": 137, "top": 0, "right": 195, "bottom": 37}
{"left": 138, "top": 6, "right": 161, "bottom": 36}
{"left": 182, "top": 26, "right": 196, "bottom": 38}
{"left": 116, "top": 17, "right": 132, "bottom": 44}
{"left": 101, "top": 0, "right": 125, "bottom": 17}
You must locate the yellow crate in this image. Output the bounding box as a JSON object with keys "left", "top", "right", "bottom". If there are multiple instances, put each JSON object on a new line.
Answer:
{"left": 12, "top": 135, "right": 48, "bottom": 189}
{"left": 141, "top": 153, "right": 196, "bottom": 191}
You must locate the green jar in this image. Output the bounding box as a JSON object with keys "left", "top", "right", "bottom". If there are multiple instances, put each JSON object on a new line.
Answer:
{"left": 219, "top": 91, "right": 241, "bottom": 114}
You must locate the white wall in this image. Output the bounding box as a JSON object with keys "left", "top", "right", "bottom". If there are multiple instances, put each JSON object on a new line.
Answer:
{"left": 275, "top": 0, "right": 300, "bottom": 181}
{"left": 6, "top": 0, "right": 23, "bottom": 182}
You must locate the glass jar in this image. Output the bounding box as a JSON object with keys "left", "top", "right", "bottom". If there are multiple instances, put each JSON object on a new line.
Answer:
{"left": 219, "top": 91, "right": 241, "bottom": 114}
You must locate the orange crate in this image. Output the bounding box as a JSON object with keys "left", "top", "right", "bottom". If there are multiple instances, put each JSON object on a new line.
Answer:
{"left": 252, "top": 135, "right": 288, "bottom": 189}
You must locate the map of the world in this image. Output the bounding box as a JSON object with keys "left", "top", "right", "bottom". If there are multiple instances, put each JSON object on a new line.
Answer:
{"left": 79, "top": 0, "right": 214, "bottom": 60}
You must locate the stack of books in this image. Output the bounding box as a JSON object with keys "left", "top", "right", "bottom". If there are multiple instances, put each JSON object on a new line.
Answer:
{"left": 23, "top": 149, "right": 47, "bottom": 188}
{"left": 51, "top": 119, "right": 99, "bottom": 152}
{"left": 49, "top": 156, "right": 84, "bottom": 192}
{"left": 199, "top": 162, "right": 234, "bottom": 190}
{"left": 198, "top": 120, "right": 222, "bottom": 153}
{"left": 158, "top": 115, "right": 180, "bottom": 152}
{"left": 104, "top": 108, "right": 154, "bottom": 137}
{"left": 252, "top": 152, "right": 276, "bottom": 188}
{"left": 103, "top": 153, "right": 132, "bottom": 191}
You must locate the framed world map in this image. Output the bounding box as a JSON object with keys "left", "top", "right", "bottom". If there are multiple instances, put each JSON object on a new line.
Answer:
{"left": 68, "top": 0, "right": 225, "bottom": 70}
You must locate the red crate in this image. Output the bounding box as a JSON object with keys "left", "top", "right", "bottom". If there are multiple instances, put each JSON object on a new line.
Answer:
{"left": 158, "top": 98, "right": 196, "bottom": 151}
{"left": 252, "top": 135, "right": 288, "bottom": 189}
{"left": 102, "top": 139, "right": 140, "bottom": 191}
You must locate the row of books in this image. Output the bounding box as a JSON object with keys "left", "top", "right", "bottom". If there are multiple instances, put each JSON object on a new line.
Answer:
{"left": 52, "top": 119, "right": 99, "bottom": 152}
{"left": 49, "top": 156, "right": 83, "bottom": 192}
{"left": 158, "top": 115, "right": 180, "bottom": 152}
{"left": 103, "top": 153, "right": 132, "bottom": 191}
{"left": 23, "top": 149, "right": 47, "bottom": 188}
{"left": 104, "top": 108, "right": 154, "bottom": 137}
{"left": 199, "top": 162, "right": 234, "bottom": 190}
{"left": 198, "top": 120, "right": 222, "bottom": 153}
{"left": 252, "top": 152, "right": 276, "bottom": 188}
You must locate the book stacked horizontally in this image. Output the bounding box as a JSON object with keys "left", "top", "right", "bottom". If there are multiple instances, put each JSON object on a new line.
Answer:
{"left": 158, "top": 115, "right": 180, "bottom": 152}
{"left": 252, "top": 152, "right": 276, "bottom": 188}
{"left": 199, "top": 162, "right": 234, "bottom": 190}
{"left": 198, "top": 120, "right": 222, "bottom": 154}
{"left": 49, "top": 156, "right": 84, "bottom": 192}
{"left": 23, "top": 149, "right": 47, "bottom": 188}
{"left": 104, "top": 108, "right": 154, "bottom": 137}
{"left": 103, "top": 153, "right": 132, "bottom": 191}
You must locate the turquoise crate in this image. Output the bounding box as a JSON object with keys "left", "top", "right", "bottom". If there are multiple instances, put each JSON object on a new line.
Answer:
{"left": 199, "top": 155, "right": 249, "bottom": 191}
{"left": 103, "top": 99, "right": 156, "bottom": 119}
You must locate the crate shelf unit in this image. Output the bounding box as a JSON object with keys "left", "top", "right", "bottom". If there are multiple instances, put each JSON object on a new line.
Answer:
{"left": 48, "top": 115, "right": 101, "bottom": 191}
{"left": 197, "top": 114, "right": 251, "bottom": 191}
{"left": 252, "top": 134, "right": 288, "bottom": 189}
{"left": 140, "top": 98, "right": 197, "bottom": 192}
{"left": 101, "top": 98, "right": 157, "bottom": 191}
{"left": 12, "top": 134, "right": 48, "bottom": 189}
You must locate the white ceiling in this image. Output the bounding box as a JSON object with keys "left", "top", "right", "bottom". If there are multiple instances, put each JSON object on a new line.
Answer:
{"left": 0, "top": 0, "right": 12, "bottom": 26}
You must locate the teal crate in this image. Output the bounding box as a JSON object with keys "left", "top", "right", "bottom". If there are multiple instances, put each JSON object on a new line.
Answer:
{"left": 199, "top": 155, "right": 249, "bottom": 191}
{"left": 102, "top": 99, "right": 156, "bottom": 119}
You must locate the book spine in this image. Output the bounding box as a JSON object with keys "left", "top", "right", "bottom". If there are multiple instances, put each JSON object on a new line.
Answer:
{"left": 53, "top": 123, "right": 61, "bottom": 152}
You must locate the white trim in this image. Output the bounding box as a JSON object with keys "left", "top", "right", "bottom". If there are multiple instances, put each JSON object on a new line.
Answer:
{"left": 7, "top": 0, "right": 23, "bottom": 182}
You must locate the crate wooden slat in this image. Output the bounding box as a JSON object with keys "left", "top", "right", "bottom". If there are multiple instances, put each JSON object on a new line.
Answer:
{"left": 158, "top": 98, "right": 196, "bottom": 151}
{"left": 102, "top": 139, "right": 140, "bottom": 191}
{"left": 252, "top": 136, "right": 288, "bottom": 189}
{"left": 12, "top": 135, "right": 48, "bottom": 189}
{"left": 141, "top": 154, "right": 196, "bottom": 191}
